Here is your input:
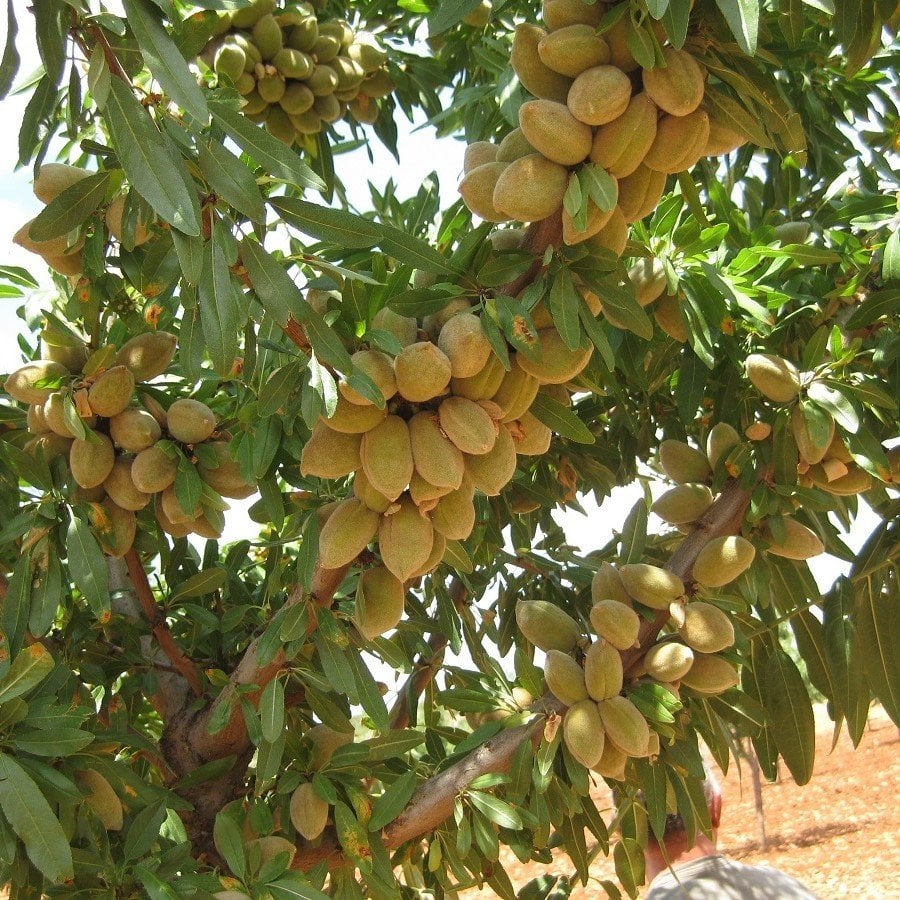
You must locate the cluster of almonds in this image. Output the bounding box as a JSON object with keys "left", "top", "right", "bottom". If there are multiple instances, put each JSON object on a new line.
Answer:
{"left": 745, "top": 353, "right": 874, "bottom": 497}
{"left": 458, "top": 0, "right": 745, "bottom": 251}
{"left": 299, "top": 298, "right": 595, "bottom": 638}
{"left": 515, "top": 535, "right": 756, "bottom": 777}
{"left": 204, "top": 0, "right": 393, "bottom": 142}
{"left": 3, "top": 330, "right": 255, "bottom": 555}
{"left": 12, "top": 165, "right": 152, "bottom": 278}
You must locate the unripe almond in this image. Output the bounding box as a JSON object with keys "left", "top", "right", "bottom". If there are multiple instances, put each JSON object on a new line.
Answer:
{"left": 507, "top": 411, "right": 552, "bottom": 455}
{"left": 510, "top": 24, "right": 572, "bottom": 103}
{"left": 361, "top": 415, "right": 414, "bottom": 501}
{"left": 354, "top": 566, "right": 406, "bottom": 639}
{"left": 379, "top": 498, "right": 435, "bottom": 582}
{"left": 496, "top": 128, "right": 535, "bottom": 164}
{"left": 290, "top": 782, "right": 329, "bottom": 841}
{"left": 591, "top": 737, "right": 627, "bottom": 779}
{"left": 659, "top": 439, "right": 711, "bottom": 484}
{"left": 4, "top": 360, "right": 69, "bottom": 404}
{"left": 161, "top": 483, "right": 201, "bottom": 525}
{"left": 563, "top": 699, "right": 606, "bottom": 767}
{"left": 409, "top": 529, "right": 447, "bottom": 578}
{"left": 544, "top": 649, "right": 589, "bottom": 706}
{"left": 422, "top": 298, "right": 472, "bottom": 341}
{"left": 655, "top": 292, "right": 688, "bottom": 342}
{"left": 617, "top": 164, "right": 667, "bottom": 223}
{"left": 591, "top": 563, "right": 632, "bottom": 606}
{"left": 318, "top": 498, "right": 380, "bottom": 569}
{"left": 515, "top": 599, "right": 581, "bottom": 652}
{"left": 353, "top": 469, "right": 393, "bottom": 513}
{"left": 300, "top": 422, "right": 361, "bottom": 479}
{"left": 464, "top": 425, "right": 517, "bottom": 496}
{"left": 394, "top": 342, "right": 452, "bottom": 403}
{"left": 644, "top": 110, "right": 711, "bottom": 174}
{"left": 197, "top": 442, "right": 255, "bottom": 499}
{"left": 703, "top": 112, "right": 747, "bottom": 155}
{"left": 517, "top": 329, "right": 592, "bottom": 384}
{"left": 167, "top": 398, "right": 216, "bottom": 444}
{"left": 692, "top": 536, "right": 756, "bottom": 588}
{"left": 587, "top": 205, "right": 628, "bottom": 256}
{"left": 651, "top": 483, "right": 714, "bottom": 525}
{"left": 109, "top": 407, "right": 162, "bottom": 452}
{"left": 590, "top": 93, "right": 658, "bottom": 178}
{"left": 680, "top": 654, "right": 740, "bottom": 694}
{"left": 706, "top": 421, "right": 741, "bottom": 470}
{"left": 745, "top": 353, "right": 801, "bottom": 403}
{"left": 306, "top": 724, "right": 353, "bottom": 770}
{"left": 439, "top": 397, "right": 497, "bottom": 456}
{"left": 761, "top": 517, "right": 824, "bottom": 560}
{"left": 26, "top": 402, "right": 49, "bottom": 434}
{"left": 642, "top": 48, "right": 705, "bottom": 117}
{"left": 791, "top": 405, "right": 834, "bottom": 465}
{"left": 490, "top": 356, "right": 540, "bottom": 422}
{"left": 371, "top": 307, "right": 417, "bottom": 348}
{"left": 597, "top": 695, "right": 650, "bottom": 758}
{"left": 562, "top": 198, "right": 616, "bottom": 245}
{"left": 567, "top": 65, "right": 632, "bottom": 126}
{"left": 91, "top": 499, "right": 137, "bottom": 558}
{"left": 437, "top": 313, "right": 492, "bottom": 379}
{"left": 103, "top": 458, "right": 152, "bottom": 511}
{"left": 463, "top": 141, "right": 499, "bottom": 173}
{"left": 76, "top": 769, "right": 123, "bottom": 830}
{"left": 589, "top": 601, "right": 640, "bottom": 651}
{"left": 105, "top": 195, "right": 153, "bottom": 247}
{"left": 492, "top": 154, "right": 569, "bottom": 223}
{"left": 519, "top": 99, "right": 593, "bottom": 166}
{"left": 459, "top": 162, "right": 511, "bottom": 223}
{"left": 451, "top": 352, "right": 507, "bottom": 401}
{"left": 628, "top": 254, "right": 667, "bottom": 307}
{"left": 542, "top": 0, "right": 603, "bottom": 30}
{"left": 132, "top": 444, "right": 178, "bottom": 493}
{"left": 70, "top": 432, "right": 116, "bottom": 489}
{"left": 678, "top": 601, "right": 735, "bottom": 654}
{"left": 584, "top": 639, "right": 624, "bottom": 701}
{"left": 409, "top": 471, "right": 451, "bottom": 511}
{"left": 429, "top": 477, "right": 477, "bottom": 540}
{"left": 87, "top": 366, "right": 135, "bottom": 418}
{"left": 33, "top": 163, "right": 90, "bottom": 204}
{"left": 340, "top": 349, "right": 397, "bottom": 406}
{"left": 324, "top": 395, "right": 387, "bottom": 434}
{"left": 811, "top": 464, "right": 871, "bottom": 496}
{"left": 620, "top": 563, "right": 684, "bottom": 609}
{"left": 644, "top": 641, "right": 694, "bottom": 682}
{"left": 537, "top": 23, "right": 609, "bottom": 77}
{"left": 409, "top": 411, "right": 465, "bottom": 490}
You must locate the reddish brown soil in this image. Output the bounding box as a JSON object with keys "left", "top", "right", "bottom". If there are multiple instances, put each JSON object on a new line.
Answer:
{"left": 467, "top": 705, "right": 899, "bottom": 899}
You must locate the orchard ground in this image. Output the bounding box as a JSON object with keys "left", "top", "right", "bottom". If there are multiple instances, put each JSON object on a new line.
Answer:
{"left": 467, "top": 704, "right": 899, "bottom": 899}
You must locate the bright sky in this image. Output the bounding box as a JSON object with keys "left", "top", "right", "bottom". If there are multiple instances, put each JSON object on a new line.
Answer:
{"left": 0, "top": 5, "right": 876, "bottom": 677}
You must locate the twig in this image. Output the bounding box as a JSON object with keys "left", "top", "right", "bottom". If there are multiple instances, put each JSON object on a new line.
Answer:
{"left": 123, "top": 549, "right": 203, "bottom": 697}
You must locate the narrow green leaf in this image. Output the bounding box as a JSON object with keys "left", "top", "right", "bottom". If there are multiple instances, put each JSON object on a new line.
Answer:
{"left": 0, "top": 0, "right": 21, "bottom": 100}
{"left": 170, "top": 567, "right": 227, "bottom": 601}
{"left": 1, "top": 553, "right": 32, "bottom": 657}
{"left": 0, "top": 645, "right": 54, "bottom": 705}
{"left": 854, "top": 573, "right": 900, "bottom": 725}
{"left": 104, "top": 78, "right": 200, "bottom": 234}
{"left": 135, "top": 864, "right": 180, "bottom": 900}
{"left": 259, "top": 677, "right": 285, "bottom": 744}
{"left": 619, "top": 498, "right": 648, "bottom": 564}
{"left": 346, "top": 650, "right": 390, "bottom": 733}
{"left": 239, "top": 237, "right": 298, "bottom": 325}
{"left": 270, "top": 196, "right": 379, "bottom": 248}
{"left": 377, "top": 223, "right": 459, "bottom": 276}
{"left": 124, "top": 800, "right": 167, "bottom": 861}
{"left": 28, "top": 171, "right": 111, "bottom": 241}
{"left": 715, "top": 0, "right": 759, "bottom": 54}
{"left": 12, "top": 727, "right": 94, "bottom": 756}
{"left": 199, "top": 236, "right": 243, "bottom": 375}
{"left": 213, "top": 812, "right": 246, "bottom": 880}
{"left": 368, "top": 770, "right": 418, "bottom": 831}
{"left": 122, "top": 0, "right": 209, "bottom": 123}
{"left": 198, "top": 139, "right": 265, "bottom": 222}
{"left": 267, "top": 872, "right": 331, "bottom": 900}
{"left": 210, "top": 101, "right": 324, "bottom": 191}
{"left": 0, "top": 752, "right": 72, "bottom": 882}
{"left": 66, "top": 516, "right": 109, "bottom": 614}
{"left": 614, "top": 836, "right": 645, "bottom": 898}
{"left": 528, "top": 393, "right": 595, "bottom": 444}
{"left": 547, "top": 268, "right": 582, "bottom": 350}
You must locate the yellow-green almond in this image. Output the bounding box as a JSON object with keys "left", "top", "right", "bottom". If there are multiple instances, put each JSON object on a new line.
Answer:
{"left": 492, "top": 154, "right": 569, "bottom": 223}
{"left": 692, "top": 535, "right": 756, "bottom": 588}
{"left": 371, "top": 307, "right": 418, "bottom": 347}
{"left": 324, "top": 394, "right": 387, "bottom": 434}
{"left": 510, "top": 24, "right": 572, "bottom": 103}
{"left": 87, "top": 366, "right": 135, "bottom": 418}
{"left": 379, "top": 498, "right": 435, "bottom": 582}
{"left": 422, "top": 297, "right": 472, "bottom": 341}
{"left": 655, "top": 292, "right": 688, "bottom": 342}
{"left": 409, "top": 411, "right": 465, "bottom": 490}
{"left": 508, "top": 411, "right": 552, "bottom": 455}
{"left": 542, "top": 0, "right": 603, "bottom": 29}
{"left": 567, "top": 65, "right": 632, "bottom": 126}
{"left": 352, "top": 469, "right": 393, "bottom": 513}
{"left": 563, "top": 699, "right": 606, "bottom": 768}
{"left": 340, "top": 349, "right": 397, "bottom": 406}
{"left": 590, "top": 93, "right": 658, "bottom": 179}
{"left": 518, "top": 99, "right": 593, "bottom": 166}
{"left": 70, "top": 432, "right": 115, "bottom": 489}
{"left": 745, "top": 353, "right": 802, "bottom": 404}
{"left": 360, "top": 414, "right": 414, "bottom": 501}
{"left": 651, "top": 483, "right": 714, "bottom": 525}
{"left": 706, "top": 421, "right": 741, "bottom": 470}
{"left": 33, "top": 163, "right": 90, "bottom": 204}
{"left": 619, "top": 563, "right": 684, "bottom": 609}
{"left": 463, "top": 141, "right": 499, "bottom": 173}
{"left": 167, "top": 398, "right": 216, "bottom": 444}
{"left": 517, "top": 329, "right": 592, "bottom": 384}
{"left": 561, "top": 197, "right": 616, "bottom": 245}
{"left": 306, "top": 724, "right": 353, "bottom": 770}
{"left": 762, "top": 517, "right": 824, "bottom": 560}
{"left": 131, "top": 444, "right": 178, "bottom": 493}
{"left": 429, "top": 478, "right": 477, "bottom": 540}
{"left": 459, "top": 162, "right": 510, "bottom": 223}
{"left": 196, "top": 441, "right": 255, "bottom": 499}
{"left": 628, "top": 254, "right": 667, "bottom": 307}
{"left": 318, "top": 498, "right": 380, "bottom": 569}
{"left": 643, "top": 110, "right": 710, "bottom": 175}
{"left": 464, "top": 425, "right": 517, "bottom": 496}
{"left": 544, "top": 649, "right": 589, "bottom": 706}
{"left": 591, "top": 737, "right": 627, "bottom": 779}
{"left": 300, "top": 421, "right": 362, "bottom": 479}
{"left": 589, "top": 600, "right": 640, "bottom": 651}
{"left": 514, "top": 599, "right": 581, "bottom": 652}
{"left": 290, "top": 782, "right": 329, "bottom": 841}
{"left": 537, "top": 24, "right": 610, "bottom": 78}
{"left": 409, "top": 470, "right": 452, "bottom": 511}
{"left": 354, "top": 566, "right": 406, "bottom": 639}
{"left": 591, "top": 562, "right": 632, "bottom": 606}
{"left": 791, "top": 405, "right": 834, "bottom": 466}
{"left": 394, "top": 341, "right": 452, "bottom": 402}
{"left": 617, "top": 164, "right": 667, "bottom": 223}
{"left": 641, "top": 48, "right": 705, "bottom": 117}
{"left": 451, "top": 352, "right": 507, "bottom": 401}
{"left": 643, "top": 641, "right": 694, "bottom": 682}
{"left": 597, "top": 695, "right": 650, "bottom": 758}
{"left": 678, "top": 601, "right": 735, "bottom": 654}
{"left": 496, "top": 128, "right": 535, "bottom": 164}
{"left": 108, "top": 407, "right": 162, "bottom": 452}
{"left": 92, "top": 499, "right": 137, "bottom": 558}
{"left": 115, "top": 331, "right": 177, "bottom": 381}
{"left": 587, "top": 205, "right": 628, "bottom": 256}
{"left": 76, "top": 769, "right": 123, "bottom": 831}
{"left": 584, "top": 639, "right": 624, "bottom": 701}
{"left": 409, "top": 529, "right": 446, "bottom": 578}
{"left": 439, "top": 396, "right": 498, "bottom": 456}
{"left": 437, "top": 312, "right": 492, "bottom": 379}
{"left": 103, "top": 458, "right": 152, "bottom": 511}
{"left": 490, "top": 356, "right": 540, "bottom": 422}
{"left": 659, "top": 439, "right": 711, "bottom": 484}
{"left": 680, "top": 654, "right": 740, "bottom": 694}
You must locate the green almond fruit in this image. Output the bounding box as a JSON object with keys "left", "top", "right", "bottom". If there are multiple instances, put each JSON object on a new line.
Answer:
{"left": 761, "top": 516, "right": 824, "bottom": 560}
{"left": 644, "top": 641, "right": 694, "bottom": 682}
{"left": 651, "top": 483, "right": 714, "bottom": 525}
{"left": 642, "top": 47, "right": 705, "bottom": 117}
{"left": 252, "top": 14, "right": 284, "bottom": 60}
{"left": 597, "top": 695, "right": 650, "bottom": 758}
{"left": 692, "top": 535, "right": 756, "bottom": 588}
{"left": 318, "top": 497, "right": 380, "bottom": 569}
{"left": 619, "top": 563, "right": 684, "bottom": 609}
{"left": 214, "top": 44, "right": 247, "bottom": 82}
{"left": 4, "top": 360, "right": 69, "bottom": 404}
{"left": 678, "top": 602, "right": 735, "bottom": 654}
{"left": 568, "top": 65, "right": 632, "bottom": 126}
{"left": 313, "top": 92, "right": 342, "bottom": 123}
{"left": 354, "top": 565, "right": 406, "bottom": 639}
{"left": 544, "top": 649, "right": 588, "bottom": 706}
{"left": 745, "top": 353, "right": 801, "bottom": 404}
{"left": 132, "top": 444, "right": 178, "bottom": 493}
{"left": 658, "top": 439, "right": 711, "bottom": 484}
{"left": 496, "top": 127, "right": 535, "bottom": 163}
{"left": 308, "top": 64, "right": 339, "bottom": 96}
{"left": 231, "top": 0, "right": 276, "bottom": 29}
{"left": 109, "top": 407, "right": 162, "bottom": 452}
{"left": 167, "top": 398, "right": 216, "bottom": 444}
{"left": 459, "top": 162, "right": 510, "bottom": 223}
{"left": 537, "top": 23, "right": 610, "bottom": 78}
{"left": 542, "top": 0, "right": 603, "bottom": 30}
{"left": 197, "top": 441, "right": 256, "bottom": 499}
{"left": 88, "top": 366, "right": 135, "bottom": 418}
{"left": 287, "top": 17, "right": 318, "bottom": 51}
{"left": 258, "top": 74, "right": 287, "bottom": 104}
{"left": 519, "top": 99, "right": 593, "bottom": 166}
{"left": 514, "top": 599, "right": 581, "bottom": 652}
{"left": 266, "top": 104, "right": 296, "bottom": 143}
{"left": 429, "top": 477, "right": 476, "bottom": 539}
{"left": 510, "top": 24, "right": 572, "bottom": 103}
{"left": 563, "top": 699, "right": 606, "bottom": 768}
{"left": 379, "top": 498, "right": 435, "bottom": 582}
{"left": 680, "top": 654, "right": 740, "bottom": 694}
{"left": 280, "top": 80, "right": 316, "bottom": 114}
{"left": 584, "top": 639, "right": 624, "bottom": 701}
{"left": 273, "top": 47, "right": 313, "bottom": 79}
{"left": 706, "top": 421, "right": 741, "bottom": 470}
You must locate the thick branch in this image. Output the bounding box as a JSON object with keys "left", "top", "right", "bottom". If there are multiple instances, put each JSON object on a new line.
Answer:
{"left": 389, "top": 632, "right": 448, "bottom": 730}
{"left": 123, "top": 550, "right": 203, "bottom": 697}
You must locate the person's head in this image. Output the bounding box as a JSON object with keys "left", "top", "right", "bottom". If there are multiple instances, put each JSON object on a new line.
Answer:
{"left": 653, "top": 768, "right": 722, "bottom": 847}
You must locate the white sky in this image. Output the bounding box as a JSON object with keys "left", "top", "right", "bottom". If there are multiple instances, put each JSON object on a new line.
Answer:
{"left": 0, "top": 5, "right": 878, "bottom": 689}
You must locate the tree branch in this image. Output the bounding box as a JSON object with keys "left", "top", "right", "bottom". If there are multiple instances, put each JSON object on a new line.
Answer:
{"left": 122, "top": 550, "right": 203, "bottom": 698}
